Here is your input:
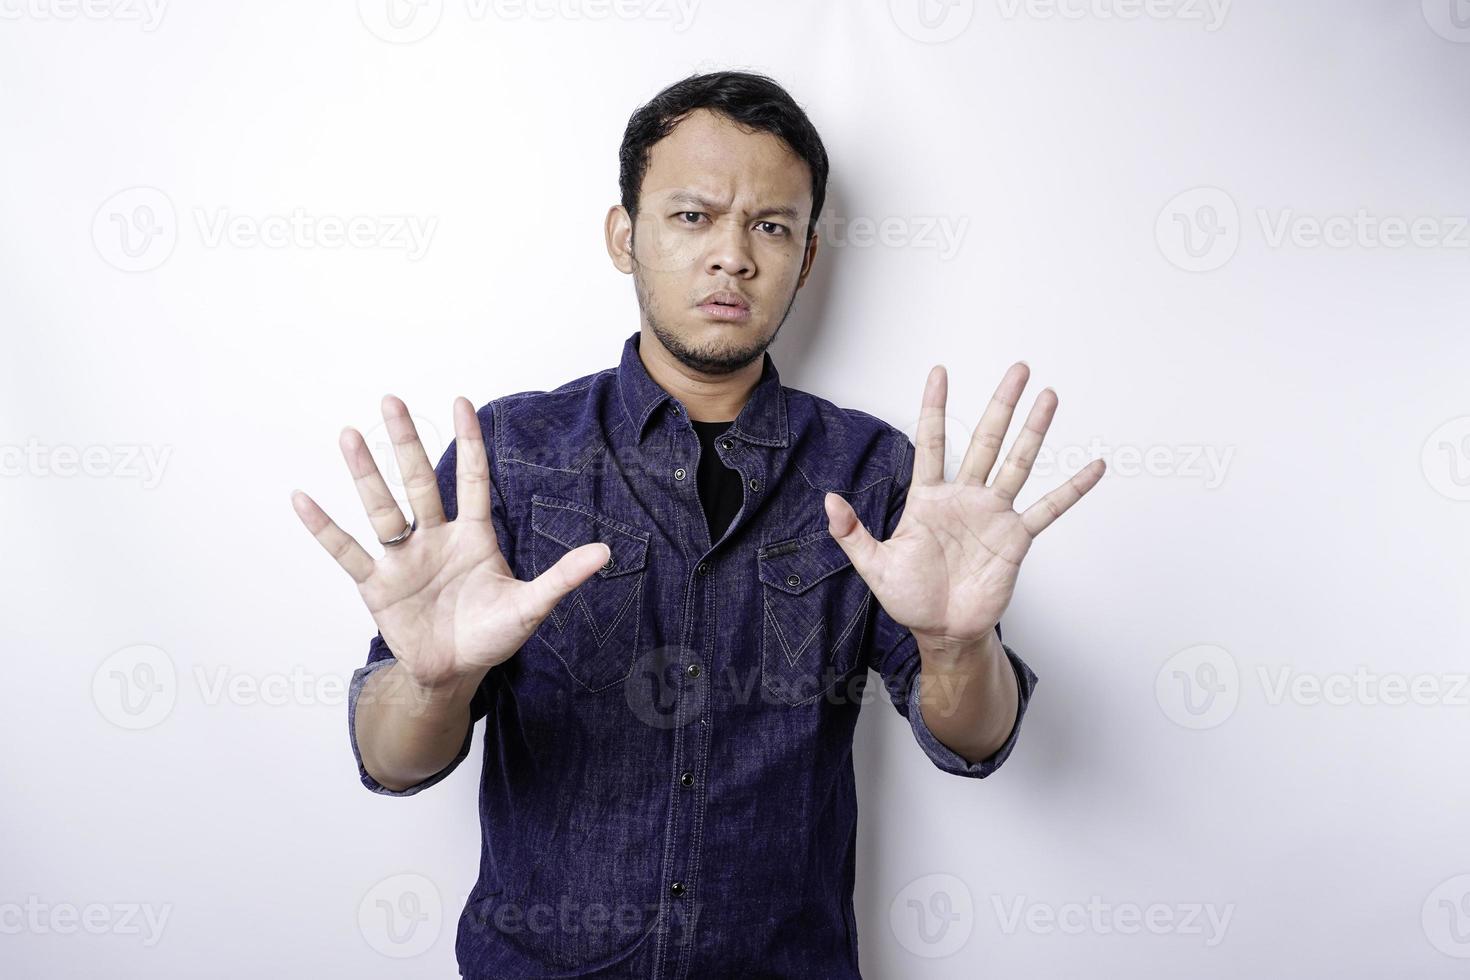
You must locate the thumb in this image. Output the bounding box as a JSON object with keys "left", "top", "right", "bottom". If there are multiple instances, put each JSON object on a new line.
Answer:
{"left": 522, "top": 542, "right": 611, "bottom": 622}
{"left": 823, "top": 491, "right": 882, "bottom": 581}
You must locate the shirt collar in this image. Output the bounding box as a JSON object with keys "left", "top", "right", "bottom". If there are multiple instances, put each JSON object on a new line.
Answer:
{"left": 617, "top": 329, "right": 789, "bottom": 448}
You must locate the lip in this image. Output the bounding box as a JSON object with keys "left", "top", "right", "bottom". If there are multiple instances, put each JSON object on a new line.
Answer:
{"left": 696, "top": 302, "right": 751, "bottom": 322}
{"left": 695, "top": 290, "right": 751, "bottom": 322}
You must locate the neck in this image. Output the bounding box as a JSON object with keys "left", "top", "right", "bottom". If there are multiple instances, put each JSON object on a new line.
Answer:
{"left": 638, "top": 327, "right": 762, "bottom": 423}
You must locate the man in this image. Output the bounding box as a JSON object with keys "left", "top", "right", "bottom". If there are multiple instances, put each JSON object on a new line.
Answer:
{"left": 291, "top": 71, "right": 1103, "bottom": 979}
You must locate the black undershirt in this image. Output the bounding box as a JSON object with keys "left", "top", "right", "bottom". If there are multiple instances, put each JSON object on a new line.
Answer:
{"left": 689, "top": 419, "right": 743, "bottom": 546}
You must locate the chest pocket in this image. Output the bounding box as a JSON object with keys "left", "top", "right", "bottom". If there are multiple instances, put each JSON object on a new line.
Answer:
{"left": 757, "top": 530, "right": 872, "bottom": 706}
{"left": 529, "top": 494, "right": 651, "bottom": 693}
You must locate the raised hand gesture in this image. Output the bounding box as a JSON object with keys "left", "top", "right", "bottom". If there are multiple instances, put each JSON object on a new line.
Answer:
{"left": 290, "top": 395, "right": 610, "bottom": 693}
{"left": 825, "top": 363, "right": 1104, "bottom": 652}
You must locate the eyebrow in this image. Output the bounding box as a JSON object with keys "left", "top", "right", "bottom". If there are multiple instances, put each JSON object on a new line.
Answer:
{"left": 665, "top": 191, "right": 802, "bottom": 222}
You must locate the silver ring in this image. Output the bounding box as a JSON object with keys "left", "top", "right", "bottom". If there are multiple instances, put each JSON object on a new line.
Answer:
{"left": 380, "top": 521, "right": 413, "bottom": 547}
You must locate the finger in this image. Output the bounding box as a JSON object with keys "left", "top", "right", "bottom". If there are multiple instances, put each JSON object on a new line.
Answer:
{"left": 452, "top": 396, "right": 492, "bottom": 525}
{"left": 520, "top": 542, "right": 612, "bottom": 624}
{"left": 990, "top": 387, "right": 1058, "bottom": 504}
{"left": 913, "top": 364, "right": 947, "bottom": 486}
{"left": 956, "top": 361, "right": 1030, "bottom": 487}
{"left": 1019, "top": 458, "right": 1106, "bottom": 537}
{"left": 339, "top": 426, "right": 411, "bottom": 545}
{"left": 381, "top": 394, "right": 446, "bottom": 529}
{"left": 291, "top": 489, "right": 375, "bottom": 583}
{"left": 823, "top": 491, "right": 883, "bottom": 584}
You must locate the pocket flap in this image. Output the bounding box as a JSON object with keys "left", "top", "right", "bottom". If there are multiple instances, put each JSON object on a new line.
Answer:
{"left": 757, "top": 531, "right": 853, "bottom": 595}
{"left": 530, "top": 495, "right": 649, "bottom": 579}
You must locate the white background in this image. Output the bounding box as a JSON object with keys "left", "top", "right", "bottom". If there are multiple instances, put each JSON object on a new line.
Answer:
{"left": 4, "top": 1, "right": 1470, "bottom": 976}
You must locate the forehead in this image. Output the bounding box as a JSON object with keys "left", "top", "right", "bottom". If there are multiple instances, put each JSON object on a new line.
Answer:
{"left": 639, "top": 107, "right": 812, "bottom": 212}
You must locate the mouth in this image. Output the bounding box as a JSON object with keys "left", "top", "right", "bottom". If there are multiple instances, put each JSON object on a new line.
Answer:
{"left": 695, "top": 291, "right": 751, "bottom": 322}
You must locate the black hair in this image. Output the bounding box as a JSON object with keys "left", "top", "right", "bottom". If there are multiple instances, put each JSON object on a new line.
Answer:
{"left": 618, "top": 70, "right": 829, "bottom": 241}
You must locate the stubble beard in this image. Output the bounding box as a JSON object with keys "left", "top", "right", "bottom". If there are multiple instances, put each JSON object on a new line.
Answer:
{"left": 630, "top": 249, "right": 800, "bottom": 378}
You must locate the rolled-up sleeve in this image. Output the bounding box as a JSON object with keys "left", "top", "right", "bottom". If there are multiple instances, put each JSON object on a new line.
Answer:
{"left": 349, "top": 634, "right": 489, "bottom": 796}
{"left": 346, "top": 399, "right": 508, "bottom": 796}
{"left": 865, "top": 432, "right": 1040, "bottom": 779}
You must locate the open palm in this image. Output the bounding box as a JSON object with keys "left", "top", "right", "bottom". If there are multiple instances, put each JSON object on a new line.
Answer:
{"left": 825, "top": 362, "right": 1104, "bottom": 646}
{"left": 291, "top": 395, "right": 611, "bottom": 691}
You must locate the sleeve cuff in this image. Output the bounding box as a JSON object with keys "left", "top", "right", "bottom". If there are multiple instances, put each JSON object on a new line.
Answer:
{"left": 347, "top": 657, "right": 476, "bottom": 797}
{"left": 905, "top": 641, "right": 1038, "bottom": 779}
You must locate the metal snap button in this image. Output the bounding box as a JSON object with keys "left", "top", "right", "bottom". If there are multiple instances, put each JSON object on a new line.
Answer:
{"left": 696, "top": 561, "right": 709, "bottom": 575}
{"left": 602, "top": 555, "right": 615, "bottom": 571}
{"left": 749, "top": 478, "right": 760, "bottom": 491}
{"left": 686, "top": 663, "right": 701, "bottom": 678}
{"left": 720, "top": 438, "right": 733, "bottom": 450}
{"left": 674, "top": 467, "right": 687, "bottom": 480}
{"left": 670, "top": 881, "right": 686, "bottom": 897}
{"left": 680, "top": 771, "right": 694, "bottom": 787}
{"left": 786, "top": 573, "right": 800, "bottom": 588}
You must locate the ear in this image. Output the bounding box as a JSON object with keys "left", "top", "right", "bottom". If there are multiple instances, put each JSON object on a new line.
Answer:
{"left": 605, "top": 204, "right": 635, "bottom": 274}
{"left": 796, "top": 231, "right": 820, "bottom": 288}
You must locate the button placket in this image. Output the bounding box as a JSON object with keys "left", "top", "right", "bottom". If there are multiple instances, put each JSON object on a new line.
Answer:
{"left": 660, "top": 532, "right": 714, "bottom": 967}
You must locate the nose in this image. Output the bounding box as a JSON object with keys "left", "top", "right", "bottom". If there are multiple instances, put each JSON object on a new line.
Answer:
{"left": 704, "top": 217, "right": 754, "bottom": 279}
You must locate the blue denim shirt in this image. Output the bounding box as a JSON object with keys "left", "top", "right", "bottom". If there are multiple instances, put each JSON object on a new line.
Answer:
{"left": 348, "top": 330, "right": 1038, "bottom": 979}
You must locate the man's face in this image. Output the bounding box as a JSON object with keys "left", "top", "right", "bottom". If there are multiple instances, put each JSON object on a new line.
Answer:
{"left": 608, "top": 107, "right": 819, "bottom": 376}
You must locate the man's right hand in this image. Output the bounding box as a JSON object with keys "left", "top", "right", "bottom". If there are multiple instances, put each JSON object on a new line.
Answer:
{"left": 290, "top": 394, "right": 611, "bottom": 695}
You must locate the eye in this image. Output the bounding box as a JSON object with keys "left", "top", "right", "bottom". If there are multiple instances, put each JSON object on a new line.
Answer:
{"left": 675, "top": 211, "right": 706, "bottom": 225}
{"left": 756, "top": 221, "right": 789, "bottom": 237}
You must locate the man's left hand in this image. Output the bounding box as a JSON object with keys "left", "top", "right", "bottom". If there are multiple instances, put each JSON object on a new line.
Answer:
{"left": 826, "top": 361, "right": 1105, "bottom": 655}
